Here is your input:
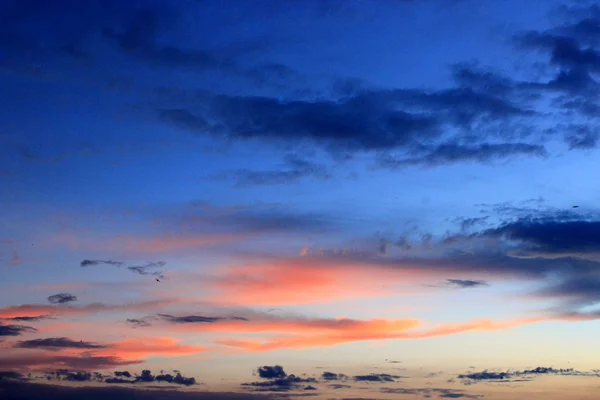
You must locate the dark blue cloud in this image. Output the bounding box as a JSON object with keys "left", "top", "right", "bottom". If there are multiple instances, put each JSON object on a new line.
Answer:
{"left": 0, "top": 379, "right": 267, "bottom": 400}
{"left": 156, "top": 87, "right": 538, "bottom": 163}
{"left": 0, "top": 323, "right": 37, "bottom": 337}
{"left": 480, "top": 218, "right": 600, "bottom": 254}
{"left": 13, "top": 337, "right": 107, "bottom": 350}
{"left": 0, "top": 371, "right": 24, "bottom": 380}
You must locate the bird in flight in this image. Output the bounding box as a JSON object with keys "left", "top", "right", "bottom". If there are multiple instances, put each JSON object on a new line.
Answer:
{"left": 572, "top": 205, "right": 579, "bottom": 208}
{"left": 156, "top": 278, "right": 161, "bottom": 282}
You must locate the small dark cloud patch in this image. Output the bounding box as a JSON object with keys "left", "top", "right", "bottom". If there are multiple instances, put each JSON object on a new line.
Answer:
{"left": 44, "top": 370, "right": 106, "bottom": 382}
{"left": 107, "top": 369, "right": 198, "bottom": 386}
{"left": 156, "top": 372, "right": 197, "bottom": 386}
{"left": 381, "top": 387, "right": 483, "bottom": 399}
{"left": 158, "top": 314, "right": 223, "bottom": 324}
{"left": 353, "top": 373, "right": 401, "bottom": 383}
{"left": 80, "top": 259, "right": 124, "bottom": 267}
{"left": 243, "top": 365, "right": 316, "bottom": 392}
{"left": 322, "top": 371, "right": 348, "bottom": 381}
{"left": 458, "top": 366, "right": 596, "bottom": 384}
{"left": 445, "top": 279, "right": 489, "bottom": 289}
{"left": 0, "top": 323, "right": 37, "bottom": 337}
{"left": 378, "top": 142, "right": 546, "bottom": 169}
{"left": 217, "top": 155, "right": 331, "bottom": 187}
{"left": 158, "top": 314, "right": 247, "bottom": 324}
{"left": 425, "top": 279, "right": 489, "bottom": 289}
{"left": 127, "top": 261, "right": 166, "bottom": 277}
{"left": 329, "top": 384, "right": 352, "bottom": 389}
{"left": 457, "top": 371, "right": 511, "bottom": 381}
{"left": 14, "top": 337, "right": 107, "bottom": 351}
{"left": 257, "top": 366, "right": 287, "bottom": 379}
{"left": 2, "top": 315, "right": 51, "bottom": 322}
{"left": 304, "top": 385, "right": 317, "bottom": 390}
{"left": 80, "top": 259, "right": 166, "bottom": 279}
{"left": 126, "top": 318, "right": 152, "bottom": 328}
{"left": 47, "top": 293, "right": 78, "bottom": 304}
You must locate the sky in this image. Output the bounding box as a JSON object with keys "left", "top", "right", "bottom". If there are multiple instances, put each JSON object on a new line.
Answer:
{"left": 1, "top": 0, "right": 600, "bottom": 399}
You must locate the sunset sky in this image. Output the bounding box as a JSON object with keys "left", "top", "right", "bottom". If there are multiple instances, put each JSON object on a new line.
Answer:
{"left": 1, "top": 0, "right": 600, "bottom": 399}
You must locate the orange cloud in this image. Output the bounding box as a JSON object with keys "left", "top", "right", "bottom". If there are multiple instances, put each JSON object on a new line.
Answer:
{"left": 101, "top": 337, "right": 208, "bottom": 359}
{"left": 215, "top": 316, "right": 546, "bottom": 352}
{"left": 167, "top": 316, "right": 422, "bottom": 335}
{"left": 202, "top": 257, "right": 443, "bottom": 305}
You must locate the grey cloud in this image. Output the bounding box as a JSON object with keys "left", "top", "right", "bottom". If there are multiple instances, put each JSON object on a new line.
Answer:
{"left": 13, "top": 337, "right": 108, "bottom": 351}
{"left": 157, "top": 313, "right": 248, "bottom": 324}
{"left": 242, "top": 365, "right": 316, "bottom": 392}
{"left": 321, "top": 371, "right": 348, "bottom": 381}
{"left": 216, "top": 155, "right": 331, "bottom": 187}
{"left": 381, "top": 387, "right": 483, "bottom": 399}
{"left": 158, "top": 314, "right": 223, "bottom": 324}
{"left": 257, "top": 366, "right": 287, "bottom": 379}
{"left": 444, "top": 279, "right": 489, "bottom": 289}
{"left": 457, "top": 366, "right": 597, "bottom": 384}
{"left": 80, "top": 259, "right": 166, "bottom": 278}
{"left": 80, "top": 259, "right": 124, "bottom": 267}
{"left": 47, "top": 293, "right": 78, "bottom": 304}
{"left": 127, "top": 261, "right": 166, "bottom": 277}
{"left": 126, "top": 318, "right": 152, "bottom": 328}
{"left": 2, "top": 315, "right": 51, "bottom": 322}
{"left": 353, "top": 373, "right": 401, "bottom": 383}
{"left": 377, "top": 142, "right": 546, "bottom": 169}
